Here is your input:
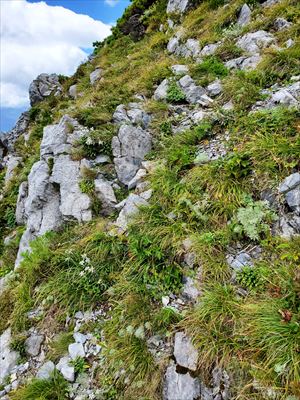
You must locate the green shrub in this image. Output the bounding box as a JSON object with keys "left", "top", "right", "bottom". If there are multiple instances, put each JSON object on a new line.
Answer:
{"left": 70, "top": 356, "right": 89, "bottom": 374}
{"left": 79, "top": 179, "right": 95, "bottom": 194}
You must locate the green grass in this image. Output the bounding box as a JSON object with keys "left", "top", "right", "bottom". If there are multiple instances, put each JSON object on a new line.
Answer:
{"left": 9, "top": 371, "right": 68, "bottom": 400}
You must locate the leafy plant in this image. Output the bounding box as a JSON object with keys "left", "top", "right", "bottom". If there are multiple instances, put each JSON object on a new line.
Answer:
{"left": 166, "top": 81, "right": 186, "bottom": 103}
{"left": 236, "top": 266, "right": 264, "bottom": 291}
{"left": 70, "top": 356, "right": 89, "bottom": 374}
{"left": 233, "top": 199, "right": 276, "bottom": 241}
{"left": 79, "top": 179, "right": 95, "bottom": 194}
{"left": 4, "top": 207, "right": 16, "bottom": 229}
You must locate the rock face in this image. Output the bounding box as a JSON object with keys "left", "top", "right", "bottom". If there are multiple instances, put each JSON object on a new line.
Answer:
{"left": 0, "top": 329, "right": 19, "bottom": 385}
{"left": 174, "top": 332, "right": 198, "bottom": 371}
{"left": 112, "top": 124, "right": 152, "bottom": 186}
{"left": 15, "top": 115, "right": 93, "bottom": 268}
{"left": 4, "top": 155, "right": 22, "bottom": 185}
{"left": 1, "top": 112, "right": 30, "bottom": 153}
{"left": 167, "top": 0, "right": 190, "bottom": 14}
{"left": 29, "top": 73, "right": 62, "bottom": 106}
{"left": 163, "top": 362, "right": 201, "bottom": 400}
{"left": 94, "top": 178, "right": 117, "bottom": 215}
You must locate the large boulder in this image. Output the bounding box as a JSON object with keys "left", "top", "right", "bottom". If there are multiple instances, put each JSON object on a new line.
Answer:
{"left": 90, "top": 68, "right": 102, "bottom": 86}
{"left": 113, "top": 102, "right": 150, "bottom": 128}
{"left": 279, "top": 173, "right": 300, "bottom": 214}
{"left": 112, "top": 124, "right": 152, "bottom": 186}
{"left": 29, "top": 73, "right": 62, "bottom": 106}
{"left": 4, "top": 155, "right": 22, "bottom": 185}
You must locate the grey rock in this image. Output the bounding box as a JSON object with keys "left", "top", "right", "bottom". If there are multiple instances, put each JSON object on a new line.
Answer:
{"left": 167, "top": 35, "right": 200, "bottom": 59}
{"left": 113, "top": 103, "right": 150, "bottom": 128}
{"left": 167, "top": 0, "right": 190, "bottom": 14}
{"left": 4, "top": 155, "right": 22, "bottom": 185}
{"left": 115, "top": 193, "right": 149, "bottom": 231}
{"left": 73, "top": 333, "right": 87, "bottom": 344}
{"left": 90, "top": 68, "right": 102, "bottom": 85}
{"left": 112, "top": 124, "right": 152, "bottom": 186}
{"left": 262, "top": 0, "right": 281, "bottom": 6}
{"left": 94, "top": 155, "right": 110, "bottom": 164}
{"left": 226, "top": 252, "right": 253, "bottom": 271}
{"left": 182, "top": 276, "right": 200, "bottom": 301}
{"left": 171, "top": 64, "right": 189, "bottom": 75}
{"left": 226, "top": 54, "right": 262, "bottom": 71}
{"left": 199, "top": 42, "right": 221, "bottom": 57}
{"left": 278, "top": 214, "right": 300, "bottom": 238}
{"left": 25, "top": 333, "right": 44, "bottom": 357}
{"left": 256, "top": 82, "right": 300, "bottom": 110}
{"left": 36, "top": 361, "right": 55, "bottom": 379}
{"left": 286, "top": 38, "right": 294, "bottom": 48}
{"left": 40, "top": 115, "right": 87, "bottom": 158}
{"left": 154, "top": 79, "right": 170, "bottom": 101}
{"left": 178, "top": 75, "right": 206, "bottom": 104}
{"left": 15, "top": 181, "right": 28, "bottom": 225}
{"left": 51, "top": 155, "right": 92, "bottom": 222}
{"left": 127, "top": 168, "right": 147, "bottom": 190}
{"left": 0, "top": 112, "right": 30, "bottom": 152}
{"left": 57, "top": 356, "right": 75, "bottom": 382}
{"left": 274, "top": 17, "right": 292, "bottom": 31}
{"left": 237, "top": 4, "right": 251, "bottom": 27}
{"left": 174, "top": 332, "right": 198, "bottom": 370}
{"left": 184, "top": 39, "right": 201, "bottom": 58}
{"left": 207, "top": 79, "right": 222, "bottom": 97}
{"left": 279, "top": 173, "right": 300, "bottom": 194}
{"left": 163, "top": 362, "right": 201, "bottom": 400}
{"left": 29, "top": 73, "right": 62, "bottom": 106}
{"left": 68, "top": 342, "right": 85, "bottom": 360}
{"left": 279, "top": 173, "right": 300, "bottom": 214}
{"left": 69, "top": 84, "right": 78, "bottom": 99}
{"left": 167, "top": 36, "right": 180, "bottom": 54}
{"left": 236, "top": 31, "right": 276, "bottom": 55}
{"left": 94, "top": 178, "right": 117, "bottom": 214}
{"left": 0, "top": 329, "right": 19, "bottom": 385}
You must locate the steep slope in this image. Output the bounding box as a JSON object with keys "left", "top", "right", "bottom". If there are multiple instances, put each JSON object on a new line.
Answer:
{"left": 0, "top": 0, "right": 300, "bottom": 399}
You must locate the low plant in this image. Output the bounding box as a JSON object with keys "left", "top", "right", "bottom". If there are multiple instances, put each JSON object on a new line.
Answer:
{"left": 166, "top": 81, "right": 186, "bottom": 103}
{"left": 70, "top": 356, "right": 89, "bottom": 374}
{"left": 233, "top": 199, "right": 277, "bottom": 241}
{"left": 9, "top": 370, "right": 68, "bottom": 400}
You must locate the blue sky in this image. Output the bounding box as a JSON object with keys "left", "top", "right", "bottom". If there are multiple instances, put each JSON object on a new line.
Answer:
{"left": 0, "top": 0, "right": 130, "bottom": 132}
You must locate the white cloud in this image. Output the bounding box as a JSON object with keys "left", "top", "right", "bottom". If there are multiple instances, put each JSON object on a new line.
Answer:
{"left": 105, "top": 0, "right": 120, "bottom": 7}
{"left": 0, "top": 0, "right": 112, "bottom": 108}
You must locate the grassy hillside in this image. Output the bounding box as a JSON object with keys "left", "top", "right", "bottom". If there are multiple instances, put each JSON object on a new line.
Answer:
{"left": 0, "top": 0, "right": 300, "bottom": 399}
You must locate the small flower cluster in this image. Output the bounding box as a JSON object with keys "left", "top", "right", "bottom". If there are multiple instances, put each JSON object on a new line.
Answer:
{"left": 79, "top": 253, "right": 95, "bottom": 277}
{"left": 118, "top": 322, "right": 151, "bottom": 340}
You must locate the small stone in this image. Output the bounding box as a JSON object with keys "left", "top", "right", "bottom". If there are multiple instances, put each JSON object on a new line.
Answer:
{"left": 171, "top": 65, "right": 189, "bottom": 75}
{"left": 162, "top": 296, "right": 170, "bottom": 306}
{"left": 127, "top": 169, "right": 147, "bottom": 190}
{"left": 36, "top": 361, "right": 55, "bottom": 379}
{"left": 74, "top": 311, "right": 84, "bottom": 319}
{"left": 207, "top": 80, "right": 222, "bottom": 97}
{"left": 57, "top": 356, "right": 75, "bottom": 382}
{"left": 68, "top": 342, "right": 85, "bottom": 360}
{"left": 73, "top": 332, "right": 87, "bottom": 344}
{"left": 274, "top": 18, "right": 292, "bottom": 31}
{"left": 226, "top": 252, "right": 252, "bottom": 271}
{"left": 182, "top": 276, "right": 200, "bottom": 301}
{"left": 25, "top": 334, "right": 44, "bottom": 357}
{"left": 0, "top": 329, "right": 19, "bottom": 385}
{"left": 69, "top": 84, "right": 77, "bottom": 99}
